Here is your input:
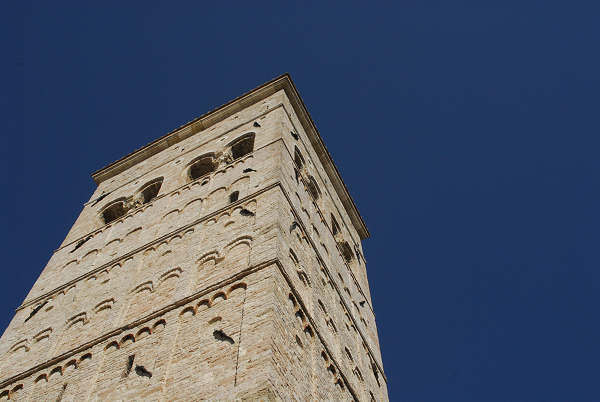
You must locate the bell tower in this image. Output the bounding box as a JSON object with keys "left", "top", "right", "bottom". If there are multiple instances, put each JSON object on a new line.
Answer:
{"left": 0, "top": 74, "right": 388, "bottom": 401}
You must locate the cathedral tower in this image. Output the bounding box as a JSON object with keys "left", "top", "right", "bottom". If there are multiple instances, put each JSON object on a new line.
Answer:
{"left": 0, "top": 75, "right": 388, "bottom": 401}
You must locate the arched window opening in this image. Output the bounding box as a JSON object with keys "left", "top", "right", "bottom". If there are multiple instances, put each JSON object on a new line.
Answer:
{"left": 306, "top": 176, "right": 321, "bottom": 200}
{"left": 340, "top": 241, "right": 354, "bottom": 263}
{"left": 188, "top": 155, "right": 216, "bottom": 181}
{"left": 101, "top": 200, "right": 127, "bottom": 225}
{"left": 331, "top": 214, "right": 340, "bottom": 236}
{"left": 137, "top": 177, "right": 163, "bottom": 204}
{"left": 294, "top": 146, "right": 305, "bottom": 169}
{"left": 230, "top": 133, "right": 255, "bottom": 160}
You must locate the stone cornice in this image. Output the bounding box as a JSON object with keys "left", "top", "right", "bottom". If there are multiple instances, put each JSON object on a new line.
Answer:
{"left": 90, "top": 73, "right": 369, "bottom": 239}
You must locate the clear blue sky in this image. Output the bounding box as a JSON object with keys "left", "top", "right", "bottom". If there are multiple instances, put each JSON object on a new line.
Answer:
{"left": 4, "top": 2, "right": 600, "bottom": 400}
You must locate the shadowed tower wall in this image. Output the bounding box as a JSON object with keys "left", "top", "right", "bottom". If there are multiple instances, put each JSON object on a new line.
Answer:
{"left": 0, "top": 75, "right": 388, "bottom": 401}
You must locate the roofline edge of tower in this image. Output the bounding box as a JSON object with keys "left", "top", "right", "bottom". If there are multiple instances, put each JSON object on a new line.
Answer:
{"left": 90, "top": 73, "right": 370, "bottom": 239}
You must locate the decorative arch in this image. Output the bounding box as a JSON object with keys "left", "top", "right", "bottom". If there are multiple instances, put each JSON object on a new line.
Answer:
{"left": 131, "top": 281, "right": 154, "bottom": 294}
{"left": 136, "top": 327, "right": 151, "bottom": 339}
{"left": 64, "top": 359, "right": 78, "bottom": 372}
{"left": 34, "top": 374, "right": 47, "bottom": 384}
{"left": 158, "top": 267, "right": 183, "bottom": 284}
{"left": 33, "top": 328, "right": 52, "bottom": 343}
{"left": 66, "top": 313, "right": 88, "bottom": 329}
{"left": 9, "top": 340, "right": 29, "bottom": 354}
{"left": 179, "top": 306, "right": 196, "bottom": 317}
{"left": 197, "top": 299, "right": 211, "bottom": 311}
{"left": 104, "top": 341, "right": 119, "bottom": 352}
{"left": 49, "top": 366, "right": 63, "bottom": 378}
{"left": 227, "top": 282, "right": 247, "bottom": 296}
{"left": 94, "top": 298, "right": 115, "bottom": 313}
{"left": 153, "top": 319, "right": 167, "bottom": 332}
{"left": 120, "top": 334, "right": 135, "bottom": 346}
{"left": 211, "top": 292, "right": 227, "bottom": 303}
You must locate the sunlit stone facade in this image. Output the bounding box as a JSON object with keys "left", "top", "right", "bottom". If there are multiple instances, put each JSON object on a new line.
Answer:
{"left": 0, "top": 75, "right": 387, "bottom": 401}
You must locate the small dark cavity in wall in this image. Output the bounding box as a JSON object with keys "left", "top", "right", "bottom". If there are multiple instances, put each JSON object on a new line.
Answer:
{"left": 71, "top": 236, "right": 92, "bottom": 253}
{"left": 290, "top": 131, "right": 299, "bottom": 140}
{"left": 123, "top": 355, "right": 135, "bottom": 377}
{"left": 239, "top": 208, "right": 254, "bottom": 217}
{"left": 213, "top": 329, "right": 235, "bottom": 344}
{"left": 289, "top": 221, "right": 299, "bottom": 233}
{"left": 24, "top": 300, "right": 48, "bottom": 323}
{"left": 253, "top": 121, "right": 261, "bottom": 127}
{"left": 229, "top": 191, "right": 239, "bottom": 203}
{"left": 243, "top": 168, "right": 256, "bottom": 173}
{"left": 359, "top": 300, "right": 366, "bottom": 307}
{"left": 135, "top": 365, "right": 152, "bottom": 378}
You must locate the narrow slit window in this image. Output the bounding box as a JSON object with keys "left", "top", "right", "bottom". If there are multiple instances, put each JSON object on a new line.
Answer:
{"left": 331, "top": 214, "right": 340, "bottom": 236}
{"left": 306, "top": 176, "right": 321, "bottom": 200}
{"left": 294, "top": 146, "right": 305, "bottom": 169}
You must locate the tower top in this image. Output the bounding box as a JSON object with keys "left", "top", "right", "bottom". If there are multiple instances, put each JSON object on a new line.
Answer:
{"left": 91, "top": 73, "right": 369, "bottom": 239}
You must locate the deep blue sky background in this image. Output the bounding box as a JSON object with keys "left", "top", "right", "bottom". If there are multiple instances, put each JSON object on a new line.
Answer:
{"left": 4, "top": 1, "right": 600, "bottom": 400}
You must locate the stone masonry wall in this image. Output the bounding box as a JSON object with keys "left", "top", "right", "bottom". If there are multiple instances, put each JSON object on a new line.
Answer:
{"left": 0, "top": 85, "right": 387, "bottom": 401}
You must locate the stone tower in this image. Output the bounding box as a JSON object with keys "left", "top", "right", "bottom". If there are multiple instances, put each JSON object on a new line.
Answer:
{"left": 0, "top": 75, "right": 387, "bottom": 401}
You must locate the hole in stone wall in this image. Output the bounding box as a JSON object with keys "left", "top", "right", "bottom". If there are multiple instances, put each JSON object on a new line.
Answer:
{"left": 135, "top": 365, "right": 152, "bottom": 378}
{"left": 213, "top": 329, "right": 235, "bottom": 344}
{"left": 239, "top": 208, "right": 255, "bottom": 217}
{"left": 229, "top": 191, "right": 239, "bottom": 203}
{"left": 123, "top": 354, "right": 135, "bottom": 377}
